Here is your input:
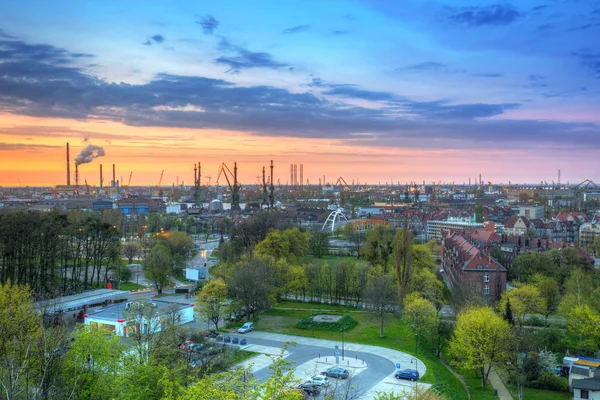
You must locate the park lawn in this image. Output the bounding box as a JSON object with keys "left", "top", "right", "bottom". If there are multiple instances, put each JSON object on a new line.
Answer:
{"left": 453, "top": 366, "right": 498, "bottom": 400}
{"left": 118, "top": 282, "right": 146, "bottom": 291}
{"left": 521, "top": 388, "right": 571, "bottom": 400}
{"left": 298, "top": 254, "right": 364, "bottom": 265}
{"left": 257, "top": 306, "right": 468, "bottom": 400}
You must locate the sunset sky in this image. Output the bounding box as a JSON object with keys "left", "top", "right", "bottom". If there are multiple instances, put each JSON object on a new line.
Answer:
{"left": 1, "top": 0, "right": 599, "bottom": 187}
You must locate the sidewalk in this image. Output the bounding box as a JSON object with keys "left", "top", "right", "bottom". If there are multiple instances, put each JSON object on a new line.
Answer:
{"left": 488, "top": 367, "right": 513, "bottom": 400}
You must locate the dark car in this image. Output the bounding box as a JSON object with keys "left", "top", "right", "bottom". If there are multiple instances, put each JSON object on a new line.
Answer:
{"left": 322, "top": 367, "right": 349, "bottom": 379}
{"left": 395, "top": 369, "right": 420, "bottom": 381}
{"left": 296, "top": 382, "right": 321, "bottom": 396}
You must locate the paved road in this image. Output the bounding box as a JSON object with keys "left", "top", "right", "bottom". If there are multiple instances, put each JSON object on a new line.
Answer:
{"left": 234, "top": 331, "right": 429, "bottom": 399}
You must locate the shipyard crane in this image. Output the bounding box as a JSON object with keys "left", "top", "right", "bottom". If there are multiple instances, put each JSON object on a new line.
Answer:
{"left": 335, "top": 176, "right": 351, "bottom": 191}
{"left": 125, "top": 172, "right": 133, "bottom": 198}
{"left": 216, "top": 162, "right": 241, "bottom": 211}
{"left": 157, "top": 170, "right": 164, "bottom": 197}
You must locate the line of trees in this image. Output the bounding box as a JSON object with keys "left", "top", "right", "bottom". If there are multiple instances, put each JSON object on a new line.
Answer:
{"left": 0, "top": 210, "right": 121, "bottom": 297}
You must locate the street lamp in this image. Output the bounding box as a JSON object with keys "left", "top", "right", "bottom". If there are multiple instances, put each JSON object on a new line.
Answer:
{"left": 341, "top": 327, "right": 345, "bottom": 360}
{"left": 410, "top": 357, "right": 419, "bottom": 399}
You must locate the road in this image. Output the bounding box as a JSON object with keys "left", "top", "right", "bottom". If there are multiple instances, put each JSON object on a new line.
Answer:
{"left": 186, "top": 240, "right": 220, "bottom": 279}
{"left": 233, "top": 331, "right": 429, "bottom": 399}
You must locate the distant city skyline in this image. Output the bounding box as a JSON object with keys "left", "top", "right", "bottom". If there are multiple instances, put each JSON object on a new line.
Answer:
{"left": 0, "top": 0, "right": 599, "bottom": 186}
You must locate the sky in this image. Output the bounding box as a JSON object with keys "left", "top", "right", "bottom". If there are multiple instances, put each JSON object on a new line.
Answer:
{"left": 0, "top": 0, "right": 599, "bottom": 187}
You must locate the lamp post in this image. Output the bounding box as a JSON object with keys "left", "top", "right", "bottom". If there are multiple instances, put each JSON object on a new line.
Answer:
{"left": 341, "top": 327, "right": 345, "bottom": 360}
{"left": 411, "top": 357, "right": 419, "bottom": 399}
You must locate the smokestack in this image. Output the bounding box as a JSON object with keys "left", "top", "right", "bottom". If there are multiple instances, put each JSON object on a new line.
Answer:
{"left": 300, "top": 164, "right": 303, "bottom": 188}
{"left": 100, "top": 164, "right": 103, "bottom": 188}
{"left": 269, "top": 160, "right": 274, "bottom": 208}
{"left": 293, "top": 164, "right": 297, "bottom": 186}
{"left": 112, "top": 164, "right": 115, "bottom": 188}
{"left": 290, "top": 164, "right": 293, "bottom": 186}
{"left": 75, "top": 164, "right": 79, "bottom": 187}
{"left": 194, "top": 164, "right": 197, "bottom": 188}
{"left": 66, "top": 143, "right": 71, "bottom": 187}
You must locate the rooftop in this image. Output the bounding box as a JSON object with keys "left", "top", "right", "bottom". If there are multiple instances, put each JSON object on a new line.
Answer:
{"left": 34, "top": 289, "right": 129, "bottom": 312}
{"left": 86, "top": 298, "right": 193, "bottom": 322}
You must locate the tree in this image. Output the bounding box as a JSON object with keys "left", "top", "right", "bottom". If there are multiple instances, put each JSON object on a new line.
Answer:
{"left": 567, "top": 304, "right": 600, "bottom": 352}
{"left": 63, "top": 325, "right": 124, "bottom": 400}
{"left": 254, "top": 230, "right": 291, "bottom": 261}
{"left": 404, "top": 293, "right": 438, "bottom": 348}
{"left": 449, "top": 306, "right": 513, "bottom": 389}
{"left": 497, "top": 284, "right": 546, "bottom": 326}
{"left": 282, "top": 227, "right": 310, "bottom": 259}
{"left": 393, "top": 226, "right": 413, "bottom": 305}
{"left": 595, "top": 236, "right": 600, "bottom": 258}
{"left": 309, "top": 232, "right": 329, "bottom": 258}
{"left": 360, "top": 226, "right": 394, "bottom": 267}
{"left": 504, "top": 297, "right": 514, "bottom": 325}
{"left": 229, "top": 256, "right": 280, "bottom": 319}
{"left": 364, "top": 267, "right": 397, "bottom": 338}
{"left": 196, "top": 279, "right": 229, "bottom": 330}
{"left": 558, "top": 268, "right": 595, "bottom": 316}
{"left": 375, "top": 386, "right": 448, "bottom": 400}
{"left": 123, "top": 242, "right": 142, "bottom": 264}
{"left": 0, "top": 281, "right": 43, "bottom": 400}
{"left": 474, "top": 204, "right": 484, "bottom": 223}
{"left": 145, "top": 244, "right": 173, "bottom": 294}
{"left": 531, "top": 274, "right": 560, "bottom": 322}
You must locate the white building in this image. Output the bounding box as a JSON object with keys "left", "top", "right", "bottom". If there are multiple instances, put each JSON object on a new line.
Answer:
{"left": 427, "top": 217, "right": 484, "bottom": 242}
{"left": 84, "top": 299, "right": 194, "bottom": 337}
{"left": 519, "top": 205, "right": 544, "bottom": 219}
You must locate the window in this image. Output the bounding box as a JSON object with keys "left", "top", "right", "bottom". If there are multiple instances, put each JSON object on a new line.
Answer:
{"left": 483, "top": 274, "right": 490, "bottom": 283}
{"left": 483, "top": 285, "right": 490, "bottom": 295}
{"left": 581, "top": 389, "right": 589, "bottom": 399}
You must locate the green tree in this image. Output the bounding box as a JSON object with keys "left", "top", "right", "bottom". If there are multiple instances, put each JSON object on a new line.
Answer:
{"left": 364, "top": 266, "right": 397, "bottom": 338}
{"left": 449, "top": 306, "right": 513, "bottom": 389}
{"left": 558, "top": 268, "right": 595, "bottom": 316}
{"left": 0, "top": 281, "right": 43, "bottom": 400}
{"left": 145, "top": 244, "right": 173, "bottom": 294}
{"left": 474, "top": 204, "right": 484, "bottom": 223}
{"left": 254, "top": 230, "right": 291, "bottom": 261}
{"left": 497, "top": 284, "right": 547, "bottom": 326}
{"left": 567, "top": 304, "right": 600, "bottom": 352}
{"left": 63, "top": 325, "right": 124, "bottom": 400}
{"left": 531, "top": 274, "right": 560, "bottom": 321}
{"left": 196, "top": 278, "right": 229, "bottom": 330}
{"left": 404, "top": 293, "right": 438, "bottom": 348}
{"left": 504, "top": 297, "right": 514, "bottom": 325}
{"left": 282, "top": 227, "right": 310, "bottom": 259}
{"left": 393, "top": 226, "right": 413, "bottom": 305}
{"left": 309, "top": 232, "right": 329, "bottom": 258}
{"left": 594, "top": 236, "right": 600, "bottom": 257}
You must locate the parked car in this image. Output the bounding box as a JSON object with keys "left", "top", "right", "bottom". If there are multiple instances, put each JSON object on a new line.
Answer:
{"left": 394, "top": 369, "right": 420, "bottom": 381}
{"left": 238, "top": 322, "right": 254, "bottom": 334}
{"left": 296, "top": 383, "right": 321, "bottom": 395}
{"left": 322, "top": 367, "right": 349, "bottom": 379}
{"left": 306, "top": 376, "right": 330, "bottom": 387}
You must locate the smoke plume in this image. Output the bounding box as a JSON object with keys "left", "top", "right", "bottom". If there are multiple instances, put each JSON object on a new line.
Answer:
{"left": 75, "top": 144, "right": 105, "bottom": 165}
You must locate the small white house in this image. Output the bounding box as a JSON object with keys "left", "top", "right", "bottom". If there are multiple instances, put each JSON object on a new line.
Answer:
{"left": 572, "top": 378, "right": 600, "bottom": 400}
{"left": 84, "top": 299, "right": 194, "bottom": 337}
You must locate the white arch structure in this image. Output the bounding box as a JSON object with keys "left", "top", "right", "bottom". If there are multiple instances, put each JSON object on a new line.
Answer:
{"left": 322, "top": 208, "right": 349, "bottom": 233}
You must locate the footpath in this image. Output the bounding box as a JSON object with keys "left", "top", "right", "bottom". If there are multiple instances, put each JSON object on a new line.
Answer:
{"left": 489, "top": 366, "right": 513, "bottom": 400}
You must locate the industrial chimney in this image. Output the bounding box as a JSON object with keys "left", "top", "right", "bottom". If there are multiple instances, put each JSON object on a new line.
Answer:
{"left": 112, "top": 164, "right": 116, "bottom": 187}
{"left": 66, "top": 143, "right": 71, "bottom": 187}
{"left": 75, "top": 164, "right": 79, "bottom": 187}
{"left": 100, "top": 164, "right": 103, "bottom": 188}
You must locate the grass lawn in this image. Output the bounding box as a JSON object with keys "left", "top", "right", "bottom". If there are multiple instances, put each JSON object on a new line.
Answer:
{"left": 275, "top": 299, "right": 363, "bottom": 312}
{"left": 252, "top": 304, "right": 468, "bottom": 400}
{"left": 298, "top": 254, "right": 365, "bottom": 265}
{"left": 454, "top": 367, "right": 498, "bottom": 400}
{"left": 506, "top": 385, "right": 571, "bottom": 400}
{"left": 231, "top": 349, "right": 261, "bottom": 365}
{"left": 118, "top": 282, "right": 146, "bottom": 291}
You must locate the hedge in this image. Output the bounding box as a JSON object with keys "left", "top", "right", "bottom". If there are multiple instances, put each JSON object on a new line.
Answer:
{"left": 296, "top": 315, "right": 357, "bottom": 332}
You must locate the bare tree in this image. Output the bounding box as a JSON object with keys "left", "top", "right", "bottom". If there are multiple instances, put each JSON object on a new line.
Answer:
{"left": 122, "top": 242, "right": 141, "bottom": 264}
{"left": 364, "top": 268, "right": 398, "bottom": 338}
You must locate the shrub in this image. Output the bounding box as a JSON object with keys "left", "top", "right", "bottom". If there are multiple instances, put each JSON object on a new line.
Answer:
{"left": 296, "top": 315, "right": 358, "bottom": 332}
{"left": 526, "top": 373, "right": 568, "bottom": 392}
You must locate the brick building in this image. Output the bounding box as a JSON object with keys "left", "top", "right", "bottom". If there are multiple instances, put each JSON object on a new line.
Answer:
{"left": 441, "top": 230, "right": 507, "bottom": 301}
